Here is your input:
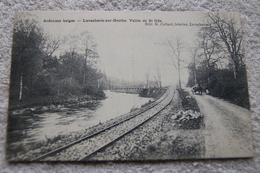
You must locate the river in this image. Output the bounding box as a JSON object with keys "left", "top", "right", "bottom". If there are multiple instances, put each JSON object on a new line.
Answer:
{"left": 8, "top": 91, "right": 153, "bottom": 146}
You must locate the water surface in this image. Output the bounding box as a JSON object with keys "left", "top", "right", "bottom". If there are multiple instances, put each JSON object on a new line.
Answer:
{"left": 9, "top": 91, "right": 152, "bottom": 145}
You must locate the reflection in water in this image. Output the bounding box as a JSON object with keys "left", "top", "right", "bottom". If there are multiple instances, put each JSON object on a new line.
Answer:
{"left": 9, "top": 91, "right": 152, "bottom": 145}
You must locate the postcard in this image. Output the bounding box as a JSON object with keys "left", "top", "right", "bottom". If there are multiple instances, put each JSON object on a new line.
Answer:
{"left": 6, "top": 11, "right": 254, "bottom": 161}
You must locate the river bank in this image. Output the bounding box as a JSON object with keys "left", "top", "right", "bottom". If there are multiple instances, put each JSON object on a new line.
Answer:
{"left": 6, "top": 91, "right": 153, "bottom": 161}
{"left": 9, "top": 90, "right": 105, "bottom": 111}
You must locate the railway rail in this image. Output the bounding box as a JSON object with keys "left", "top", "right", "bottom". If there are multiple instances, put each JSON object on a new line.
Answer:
{"left": 31, "top": 87, "right": 174, "bottom": 161}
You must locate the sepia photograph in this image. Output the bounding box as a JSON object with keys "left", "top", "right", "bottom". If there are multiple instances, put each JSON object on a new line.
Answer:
{"left": 6, "top": 11, "right": 254, "bottom": 161}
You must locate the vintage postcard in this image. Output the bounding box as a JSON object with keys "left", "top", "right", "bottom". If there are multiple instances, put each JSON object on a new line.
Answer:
{"left": 6, "top": 11, "right": 254, "bottom": 161}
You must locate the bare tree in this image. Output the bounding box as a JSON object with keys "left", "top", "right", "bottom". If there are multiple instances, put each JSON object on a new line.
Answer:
{"left": 206, "top": 13, "right": 244, "bottom": 80}
{"left": 66, "top": 32, "right": 99, "bottom": 86}
{"left": 198, "top": 28, "right": 223, "bottom": 86}
{"left": 80, "top": 31, "right": 99, "bottom": 67}
{"left": 156, "top": 64, "right": 162, "bottom": 88}
{"left": 165, "top": 38, "right": 184, "bottom": 89}
{"left": 145, "top": 71, "right": 150, "bottom": 88}
{"left": 189, "top": 46, "right": 199, "bottom": 85}
{"left": 43, "top": 36, "right": 61, "bottom": 58}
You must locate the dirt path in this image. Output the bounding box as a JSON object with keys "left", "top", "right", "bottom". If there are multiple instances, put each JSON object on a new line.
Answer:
{"left": 191, "top": 90, "right": 254, "bottom": 158}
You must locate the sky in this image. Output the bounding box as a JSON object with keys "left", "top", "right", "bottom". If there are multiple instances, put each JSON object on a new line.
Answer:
{"left": 19, "top": 11, "right": 215, "bottom": 86}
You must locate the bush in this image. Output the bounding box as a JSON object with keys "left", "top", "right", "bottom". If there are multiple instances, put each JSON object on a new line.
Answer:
{"left": 208, "top": 69, "right": 250, "bottom": 109}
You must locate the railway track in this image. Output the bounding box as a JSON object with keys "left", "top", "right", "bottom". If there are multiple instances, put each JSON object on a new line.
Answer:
{"left": 32, "top": 87, "right": 174, "bottom": 161}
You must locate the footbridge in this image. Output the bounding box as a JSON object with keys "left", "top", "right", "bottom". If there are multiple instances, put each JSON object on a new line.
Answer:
{"left": 110, "top": 86, "right": 144, "bottom": 94}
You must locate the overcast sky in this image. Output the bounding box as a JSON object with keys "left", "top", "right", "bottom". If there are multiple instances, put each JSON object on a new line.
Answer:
{"left": 20, "top": 11, "right": 216, "bottom": 86}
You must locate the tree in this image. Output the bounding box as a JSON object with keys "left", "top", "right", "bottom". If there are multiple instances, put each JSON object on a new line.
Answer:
{"left": 66, "top": 32, "right": 99, "bottom": 86}
{"left": 165, "top": 38, "right": 184, "bottom": 89}
{"left": 80, "top": 31, "right": 99, "bottom": 68}
{"left": 186, "top": 13, "right": 249, "bottom": 108}
{"left": 9, "top": 14, "right": 106, "bottom": 108}
{"left": 10, "top": 15, "right": 45, "bottom": 101}
{"left": 82, "top": 35, "right": 99, "bottom": 90}
{"left": 145, "top": 70, "right": 150, "bottom": 88}
{"left": 156, "top": 64, "right": 162, "bottom": 88}
{"left": 198, "top": 28, "right": 223, "bottom": 86}
{"left": 43, "top": 36, "right": 61, "bottom": 59}
{"left": 206, "top": 13, "right": 244, "bottom": 80}
{"left": 189, "top": 46, "right": 199, "bottom": 86}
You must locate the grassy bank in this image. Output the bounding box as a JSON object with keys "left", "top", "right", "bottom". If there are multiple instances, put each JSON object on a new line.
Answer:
{"left": 8, "top": 89, "right": 106, "bottom": 111}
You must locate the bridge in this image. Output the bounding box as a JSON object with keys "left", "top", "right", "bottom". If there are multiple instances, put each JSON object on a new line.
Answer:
{"left": 110, "top": 86, "right": 144, "bottom": 94}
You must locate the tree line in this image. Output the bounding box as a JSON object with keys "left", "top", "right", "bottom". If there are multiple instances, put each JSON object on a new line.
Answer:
{"left": 9, "top": 15, "right": 108, "bottom": 108}
{"left": 187, "top": 13, "right": 249, "bottom": 108}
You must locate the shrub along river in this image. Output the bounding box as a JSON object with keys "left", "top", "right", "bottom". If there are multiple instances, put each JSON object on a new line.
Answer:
{"left": 7, "top": 91, "right": 153, "bottom": 147}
